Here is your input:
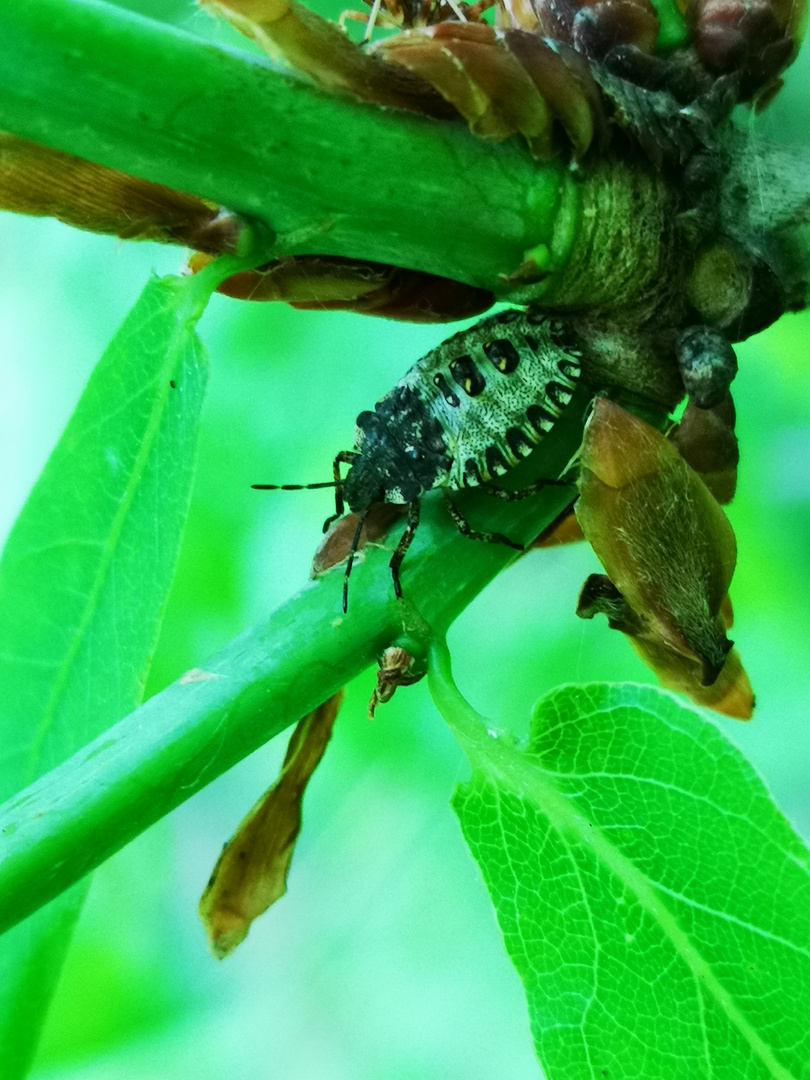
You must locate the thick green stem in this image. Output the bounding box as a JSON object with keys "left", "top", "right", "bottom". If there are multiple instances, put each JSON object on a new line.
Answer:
{"left": 0, "top": 391, "right": 588, "bottom": 936}
{"left": 0, "top": 0, "right": 570, "bottom": 290}
{"left": 4, "top": 2, "right": 809, "bottom": 307}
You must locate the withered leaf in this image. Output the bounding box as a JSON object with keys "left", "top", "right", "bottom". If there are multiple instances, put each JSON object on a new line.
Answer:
{"left": 199, "top": 691, "right": 344, "bottom": 959}
{"left": 189, "top": 253, "right": 494, "bottom": 322}
{"left": 311, "top": 504, "right": 406, "bottom": 577}
{"left": 0, "top": 133, "right": 237, "bottom": 253}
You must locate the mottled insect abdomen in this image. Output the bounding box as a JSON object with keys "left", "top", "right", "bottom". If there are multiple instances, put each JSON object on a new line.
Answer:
{"left": 346, "top": 308, "right": 581, "bottom": 510}
{"left": 397, "top": 308, "right": 580, "bottom": 485}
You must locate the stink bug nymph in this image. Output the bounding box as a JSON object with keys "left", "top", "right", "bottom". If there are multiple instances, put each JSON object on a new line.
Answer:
{"left": 255, "top": 308, "right": 582, "bottom": 610}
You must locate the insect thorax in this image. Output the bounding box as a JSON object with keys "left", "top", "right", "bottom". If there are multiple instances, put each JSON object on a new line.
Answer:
{"left": 343, "top": 309, "right": 582, "bottom": 508}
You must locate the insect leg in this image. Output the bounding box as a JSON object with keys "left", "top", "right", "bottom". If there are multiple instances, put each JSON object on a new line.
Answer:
{"left": 389, "top": 500, "right": 421, "bottom": 600}
{"left": 342, "top": 507, "right": 370, "bottom": 614}
{"left": 363, "top": 0, "right": 384, "bottom": 39}
{"left": 323, "top": 450, "right": 360, "bottom": 531}
{"left": 478, "top": 478, "right": 573, "bottom": 502}
{"left": 443, "top": 490, "right": 523, "bottom": 550}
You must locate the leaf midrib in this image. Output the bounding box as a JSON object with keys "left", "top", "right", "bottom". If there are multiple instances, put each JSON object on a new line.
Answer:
{"left": 22, "top": 295, "right": 200, "bottom": 783}
{"left": 467, "top": 725, "right": 801, "bottom": 1080}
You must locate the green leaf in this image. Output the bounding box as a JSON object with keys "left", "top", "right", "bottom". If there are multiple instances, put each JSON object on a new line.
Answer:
{"left": 430, "top": 653, "right": 810, "bottom": 1079}
{"left": 0, "top": 387, "right": 588, "bottom": 937}
{"left": 0, "top": 267, "right": 223, "bottom": 1078}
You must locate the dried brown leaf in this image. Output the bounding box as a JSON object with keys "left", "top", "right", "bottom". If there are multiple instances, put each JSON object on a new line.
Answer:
{"left": 198, "top": 691, "right": 344, "bottom": 958}
{"left": 189, "top": 254, "right": 494, "bottom": 322}
{"left": 0, "top": 133, "right": 236, "bottom": 252}
{"left": 311, "top": 504, "right": 406, "bottom": 577}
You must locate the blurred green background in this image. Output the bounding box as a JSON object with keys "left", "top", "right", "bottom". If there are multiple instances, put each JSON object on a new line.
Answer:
{"left": 1, "top": 2, "right": 809, "bottom": 1076}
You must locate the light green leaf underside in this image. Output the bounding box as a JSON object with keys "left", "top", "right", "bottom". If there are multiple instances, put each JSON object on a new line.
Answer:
{"left": 0, "top": 269, "right": 218, "bottom": 1079}
{"left": 444, "top": 679, "right": 810, "bottom": 1079}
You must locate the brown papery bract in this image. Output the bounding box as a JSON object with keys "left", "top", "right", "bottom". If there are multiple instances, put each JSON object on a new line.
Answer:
{"left": 198, "top": 692, "right": 344, "bottom": 958}
{"left": 576, "top": 573, "right": 753, "bottom": 718}
{"left": 311, "top": 504, "right": 407, "bottom": 577}
{"left": 0, "top": 133, "right": 236, "bottom": 253}
{"left": 200, "top": 0, "right": 456, "bottom": 117}
{"left": 669, "top": 395, "right": 739, "bottom": 505}
{"left": 377, "top": 22, "right": 607, "bottom": 156}
{"left": 188, "top": 253, "right": 495, "bottom": 322}
{"left": 630, "top": 635, "right": 754, "bottom": 718}
{"left": 576, "top": 398, "right": 737, "bottom": 684}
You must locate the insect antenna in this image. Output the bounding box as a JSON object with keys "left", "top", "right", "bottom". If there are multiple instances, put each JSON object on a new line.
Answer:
{"left": 253, "top": 451, "right": 358, "bottom": 529}
{"left": 251, "top": 481, "right": 338, "bottom": 491}
{"left": 343, "top": 507, "right": 371, "bottom": 614}
{"left": 252, "top": 479, "right": 344, "bottom": 535}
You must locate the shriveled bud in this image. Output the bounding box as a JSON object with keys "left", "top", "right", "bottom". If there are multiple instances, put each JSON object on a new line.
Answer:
{"left": 679, "top": 0, "right": 806, "bottom": 100}
{"left": 576, "top": 398, "right": 737, "bottom": 684}
{"left": 677, "top": 325, "right": 737, "bottom": 408}
{"left": 188, "top": 253, "right": 494, "bottom": 322}
{"left": 577, "top": 573, "right": 753, "bottom": 719}
{"left": 0, "top": 133, "right": 236, "bottom": 252}
{"left": 368, "top": 646, "right": 425, "bottom": 717}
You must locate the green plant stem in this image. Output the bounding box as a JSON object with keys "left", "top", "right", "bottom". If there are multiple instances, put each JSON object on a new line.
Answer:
{"left": 0, "top": 390, "right": 588, "bottom": 936}
{"left": 0, "top": 0, "right": 570, "bottom": 291}
{"left": 3, "top": 2, "right": 810, "bottom": 305}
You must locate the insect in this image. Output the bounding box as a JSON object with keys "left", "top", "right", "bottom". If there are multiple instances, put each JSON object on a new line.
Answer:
{"left": 254, "top": 308, "right": 582, "bottom": 609}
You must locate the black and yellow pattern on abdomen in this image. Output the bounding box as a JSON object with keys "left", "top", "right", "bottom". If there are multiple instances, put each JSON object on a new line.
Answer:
{"left": 396, "top": 309, "right": 582, "bottom": 488}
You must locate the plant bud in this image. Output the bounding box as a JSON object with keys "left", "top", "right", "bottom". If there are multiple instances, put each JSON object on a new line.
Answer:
{"left": 576, "top": 573, "right": 753, "bottom": 718}
{"left": 679, "top": 0, "right": 806, "bottom": 100}
{"left": 677, "top": 326, "right": 738, "bottom": 408}
{"left": 368, "top": 646, "right": 425, "bottom": 717}
{"left": 576, "top": 398, "right": 737, "bottom": 683}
